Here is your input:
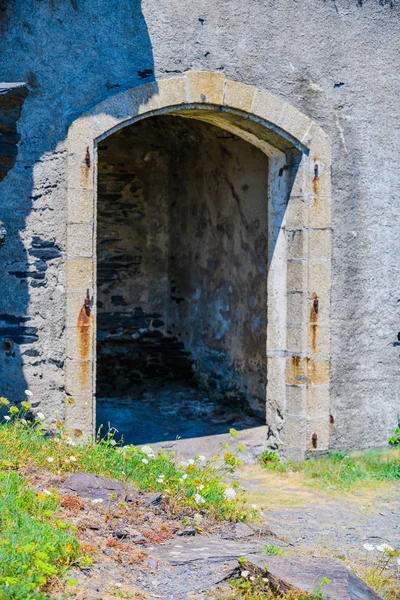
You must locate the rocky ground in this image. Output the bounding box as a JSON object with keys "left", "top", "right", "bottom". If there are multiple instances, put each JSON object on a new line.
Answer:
{"left": 239, "top": 465, "right": 400, "bottom": 566}
{"left": 24, "top": 457, "right": 399, "bottom": 600}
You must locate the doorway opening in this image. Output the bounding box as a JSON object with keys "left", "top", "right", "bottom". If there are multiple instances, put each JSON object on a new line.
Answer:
{"left": 96, "top": 115, "right": 269, "bottom": 445}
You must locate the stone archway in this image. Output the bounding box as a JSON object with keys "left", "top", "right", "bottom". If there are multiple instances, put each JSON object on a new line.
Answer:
{"left": 65, "top": 72, "right": 331, "bottom": 460}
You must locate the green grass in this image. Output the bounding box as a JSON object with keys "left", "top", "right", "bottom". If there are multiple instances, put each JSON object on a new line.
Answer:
{"left": 0, "top": 470, "right": 81, "bottom": 600}
{"left": 258, "top": 448, "right": 400, "bottom": 492}
{"left": 0, "top": 402, "right": 252, "bottom": 522}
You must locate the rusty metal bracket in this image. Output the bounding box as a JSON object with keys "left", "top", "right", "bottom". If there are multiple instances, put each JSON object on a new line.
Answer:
{"left": 84, "top": 289, "right": 91, "bottom": 313}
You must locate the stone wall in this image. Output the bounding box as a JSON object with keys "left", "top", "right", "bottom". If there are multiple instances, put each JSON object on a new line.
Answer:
{"left": 97, "top": 116, "right": 268, "bottom": 415}
{"left": 0, "top": 0, "right": 398, "bottom": 451}
{"left": 0, "top": 82, "right": 27, "bottom": 248}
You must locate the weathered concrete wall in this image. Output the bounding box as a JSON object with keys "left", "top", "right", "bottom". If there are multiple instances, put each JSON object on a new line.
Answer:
{"left": 97, "top": 116, "right": 268, "bottom": 414}
{"left": 0, "top": 0, "right": 398, "bottom": 449}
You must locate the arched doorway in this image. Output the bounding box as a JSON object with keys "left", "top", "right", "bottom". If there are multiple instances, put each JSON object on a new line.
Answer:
{"left": 65, "top": 72, "right": 332, "bottom": 459}
{"left": 96, "top": 115, "right": 269, "bottom": 444}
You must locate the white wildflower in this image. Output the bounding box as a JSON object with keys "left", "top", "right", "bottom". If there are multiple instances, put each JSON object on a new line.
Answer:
{"left": 188, "top": 459, "right": 195, "bottom": 465}
{"left": 25, "top": 390, "right": 33, "bottom": 397}
{"left": 376, "top": 543, "right": 394, "bottom": 552}
{"left": 43, "top": 490, "right": 51, "bottom": 496}
{"left": 69, "top": 456, "right": 77, "bottom": 462}
{"left": 36, "top": 412, "right": 45, "bottom": 421}
{"left": 250, "top": 576, "right": 255, "bottom": 582}
{"left": 181, "top": 474, "right": 188, "bottom": 480}
{"left": 224, "top": 487, "right": 237, "bottom": 500}
{"left": 197, "top": 484, "right": 204, "bottom": 491}
{"left": 47, "top": 457, "right": 54, "bottom": 463}
{"left": 251, "top": 504, "right": 258, "bottom": 510}
{"left": 262, "top": 578, "right": 269, "bottom": 583}
{"left": 141, "top": 445, "right": 155, "bottom": 458}
{"left": 66, "top": 438, "right": 75, "bottom": 446}
{"left": 142, "top": 458, "right": 149, "bottom": 465}
{"left": 91, "top": 498, "right": 104, "bottom": 504}
{"left": 241, "top": 570, "right": 249, "bottom": 578}
{"left": 194, "top": 493, "right": 205, "bottom": 505}
{"left": 3, "top": 415, "right": 10, "bottom": 421}
{"left": 198, "top": 455, "right": 206, "bottom": 462}
{"left": 397, "top": 558, "right": 400, "bottom": 566}
{"left": 21, "top": 419, "right": 27, "bottom": 425}
{"left": 363, "top": 543, "right": 375, "bottom": 552}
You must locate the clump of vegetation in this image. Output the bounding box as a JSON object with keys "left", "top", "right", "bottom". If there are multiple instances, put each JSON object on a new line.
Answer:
{"left": 258, "top": 445, "right": 400, "bottom": 492}
{"left": 357, "top": 543, "right": 400, "bottom": 600}
{"left": 0, "top": 395, "right": 253, "bottom": 522}
{"left": 388, "top": 427, "right": 400, "bottom": 446}
{"left": 214, "top": 568, "right": 329, "bottom": 599}
{"left": 263, "top": 544, "right": 283, "bottom": 556}
{"left": 0, "top": 471, "right": 82, "bottom": 599}
{"left": 258, "top": 449, "right": 280, "bottom": 468}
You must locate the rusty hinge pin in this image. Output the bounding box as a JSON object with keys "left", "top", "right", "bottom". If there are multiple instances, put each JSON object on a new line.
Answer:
{"left": 84, "top": 289, "right": 91, "bottom": 309}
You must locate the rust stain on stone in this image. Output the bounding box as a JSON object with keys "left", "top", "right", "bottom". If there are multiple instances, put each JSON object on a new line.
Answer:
{"left": 77, "top": 303, "right": 92, "bottom": 387}
{"left": 313, "top": 159, "right": 319, "bottom": 196}
{"left": 310, "top": 292, "right": 318, "bottom": 352}
{"left": 291, "top": 355, "right": 301, "bottom": 370}
{"left": 288, "top": 355, "right": 328, "bottom": 386}
{"left": 80, "top": 147, "right": 91, "bottom": 188}
{"left": 309, "top": 359, "right": 329, "bottom": 386}
{"left": 289, "top": 355, "right": 310, "bottom": 385}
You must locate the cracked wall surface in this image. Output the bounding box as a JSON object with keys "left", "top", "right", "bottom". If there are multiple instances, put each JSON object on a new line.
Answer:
{"left": 0, "top": 0, "right": 398, "bottom": 451}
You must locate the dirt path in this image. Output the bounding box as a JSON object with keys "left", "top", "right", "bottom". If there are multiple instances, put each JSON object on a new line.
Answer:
{"left": 239, "top": 464, "right": 400, "bottom": 566}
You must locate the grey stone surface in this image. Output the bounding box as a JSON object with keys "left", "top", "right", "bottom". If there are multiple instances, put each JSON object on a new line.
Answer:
{"left": 246, "top": 555, "right": 383, "bottom": 600}
{"left": 61, "top": 472, "right": 139, "bottom": 502}
{"left": 147, "top": 535, "right": 265, "bottom": 565}
{"left": 0, "top": 1, "right": 398, "bottom": 450}
{"left": 145, "top": 491, "right": 162, "bottom": 507}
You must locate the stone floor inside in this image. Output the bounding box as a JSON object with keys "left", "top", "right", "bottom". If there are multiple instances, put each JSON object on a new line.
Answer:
{"left": 96, "top": 381, "right": 268, "bottom": 461}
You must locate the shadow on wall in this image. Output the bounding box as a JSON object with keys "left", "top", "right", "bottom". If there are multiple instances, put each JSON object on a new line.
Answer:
{"left": 0, "top": 0, "right": 156, "bottom": 416}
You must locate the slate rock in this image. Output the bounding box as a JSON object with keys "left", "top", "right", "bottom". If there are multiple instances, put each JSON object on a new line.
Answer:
{"left": 233, "top": 522, "right": 255, "bottom": 538}
{"left": 145, "top": 491, "right": 162, "bottom": 507}
{"left": 112, "top": 530, "right": 130, "bottom": 539}
{"left": 245, "top": 555, "right": 383, "bottom": 600}
{"left": 61, "top": 472, "right": 139, "bottom": 502}
{"left": 148, "top": 535, "right": 264, "bottom": 565}
{"left": 177, "top": 528, "right": 196, "bottom": 536}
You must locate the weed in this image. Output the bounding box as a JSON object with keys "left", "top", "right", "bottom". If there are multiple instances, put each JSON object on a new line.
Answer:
{"left": 258, "top": 450, "right": 280, "bottom": 467}
{"left": 388, "top": 428, "right": 400, "bottom": 446}
{"left": 356, "top": 543, "right": 400, "bottom": 600}
{"left": 263, "top": 544, "right": 283, "bottom": 556}
{"left": 213, "top": 573, "right": 318, "bottom": 599}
